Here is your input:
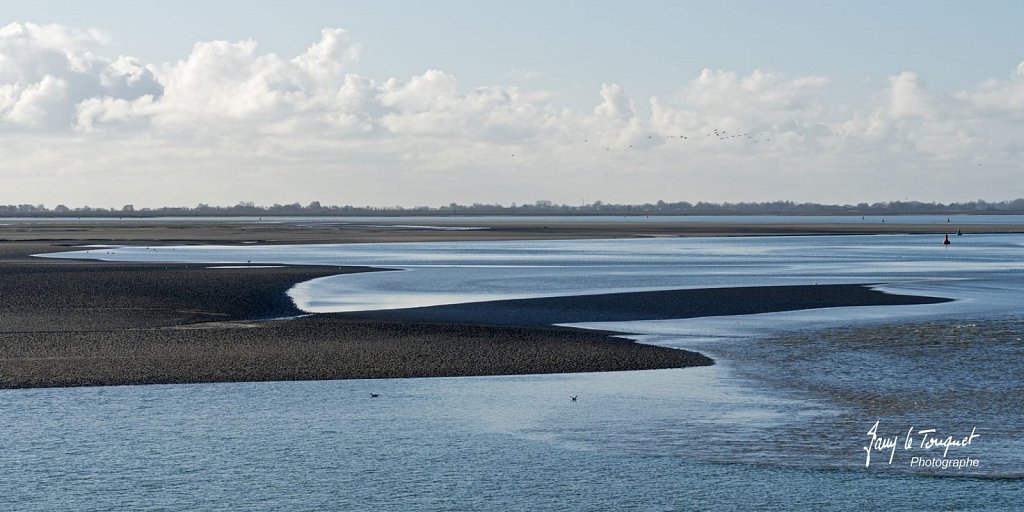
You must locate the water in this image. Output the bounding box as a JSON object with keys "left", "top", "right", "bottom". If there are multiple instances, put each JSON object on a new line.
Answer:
{"left": 1, "top": 375, "right": 1015, "bottom": 511}
{"left": 46, "top": 234, "right": 1024, "bottom": 315}
{"left": 7, "top": 234, "right": 1024, "bottom": 509}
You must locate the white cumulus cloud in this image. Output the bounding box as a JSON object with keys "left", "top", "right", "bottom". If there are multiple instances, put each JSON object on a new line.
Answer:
{"left": 955, "top": 60, "right": 1024, "bottom": 118}
{"left": 2, "top": 22, "right": 1024, "bottom": 207}
{"left": 0, "top": 22, "right": 157, "bottom": 129}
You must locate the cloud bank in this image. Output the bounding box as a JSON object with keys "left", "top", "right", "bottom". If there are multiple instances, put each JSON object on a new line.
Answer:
{"left": 2, "top": 22, "right": 1023, "bottom": 207}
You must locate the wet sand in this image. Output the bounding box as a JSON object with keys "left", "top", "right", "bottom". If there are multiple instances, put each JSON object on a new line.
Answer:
{"left": 0, "top": 220, "right": 961, "bottom": 388}
{"left": 350, "top": 285, "right": 950, "bottom": 326}
{"left": 1, "top": 241, "right": 711, "bottom": 388}
{"left": 2, "top": 217, "right": 1018, "bottom": 245}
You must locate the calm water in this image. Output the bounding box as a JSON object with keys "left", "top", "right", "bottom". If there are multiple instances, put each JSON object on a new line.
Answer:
{"left": 7, "top": 234, "right": 1024, "bottom": 509}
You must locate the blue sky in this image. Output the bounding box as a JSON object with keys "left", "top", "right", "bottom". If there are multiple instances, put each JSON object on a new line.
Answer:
{"left": 12, "top": 1, "right": 1022, "bottom": 101}
{"left": 2, "top": 1, "right": 1024, "bottom": 207}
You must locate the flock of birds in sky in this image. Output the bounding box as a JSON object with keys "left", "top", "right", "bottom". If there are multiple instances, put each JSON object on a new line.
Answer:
{"left": 602, "top": 128, "right": 774, "bottom": 150}
{"left": 512, "top": 129, "right": 773, "bottom": 157}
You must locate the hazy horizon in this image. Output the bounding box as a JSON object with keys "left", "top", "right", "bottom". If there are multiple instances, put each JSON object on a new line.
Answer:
{"left": 6, "top": 197, "right": 1024, "bottom": 215}
{"left": 3, "top": 1, "right": 1024, "bottom": 207}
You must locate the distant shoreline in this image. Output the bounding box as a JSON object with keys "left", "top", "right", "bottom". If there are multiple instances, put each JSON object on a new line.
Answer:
{"left": 4, "top": 212, "right": 1024, "bottom": 221}
{"left": 4, "top": 198, "right": 1024, "bottom": 218}
{"left": 3, "top": 216, "right": 1022, "bottom": 246}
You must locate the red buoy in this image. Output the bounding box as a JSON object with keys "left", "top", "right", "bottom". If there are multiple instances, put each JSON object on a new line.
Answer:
{"left": 943, "top": 234, "right": 950, "bottom": 245}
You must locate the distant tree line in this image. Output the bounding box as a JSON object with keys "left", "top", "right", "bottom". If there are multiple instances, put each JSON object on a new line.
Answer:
{"left": 4, "top": 199, "right": 1024, "bottom": 217}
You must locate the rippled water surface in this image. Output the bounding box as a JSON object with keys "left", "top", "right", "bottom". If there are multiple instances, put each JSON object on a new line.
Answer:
{"left": 7, "top": 234, "right": 1023, "bottom": 509}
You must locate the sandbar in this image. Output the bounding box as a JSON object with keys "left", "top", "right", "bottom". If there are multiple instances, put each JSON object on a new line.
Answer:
{"left": 0, "top": 219, "right": 964, "bottom": 388}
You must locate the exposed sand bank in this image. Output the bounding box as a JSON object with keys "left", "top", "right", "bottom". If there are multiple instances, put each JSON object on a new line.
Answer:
{"left": 349, "top": 285, "right": 951, "bottom": 326}
{"left": 1, "top": 241, "right": 709, "bottom": 388}
{"left": 2, "top": 217, "right": 1017, "bottom": 245}
{"left": 0, "top": 219, "right": 962, "bottom": 388}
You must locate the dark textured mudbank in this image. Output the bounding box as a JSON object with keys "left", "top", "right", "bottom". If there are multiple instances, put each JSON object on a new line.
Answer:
{"left": 0, "top": 242, "right": 712, "bottom": 389}
{"left": 0, "top": 239, "right": 954, "bottom": 389}
{"left": 349, "top": 284, "right": 952, "bottom": 326}
{"left": 1, "top": 317, "right": 712, "bottom": 388}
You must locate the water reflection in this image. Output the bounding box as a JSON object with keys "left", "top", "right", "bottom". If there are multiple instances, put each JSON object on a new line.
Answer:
{"left": 23, "top": 233, "right": 1024, "bottom": 496}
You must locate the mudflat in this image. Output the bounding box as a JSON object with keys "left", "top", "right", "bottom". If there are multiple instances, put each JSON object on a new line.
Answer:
{"left": 0, "top": 216, "right": 1011, "bottom": 245}
{"left": 0, "top": 239, "right": 710, "bottom": 388}
{"left": 0, "top": 218, "right": 965, "bottom": 388}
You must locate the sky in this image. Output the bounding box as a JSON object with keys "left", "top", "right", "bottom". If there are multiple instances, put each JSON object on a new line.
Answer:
{"left": 2, "top": 1, "right": 1024, "bottom": 208}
